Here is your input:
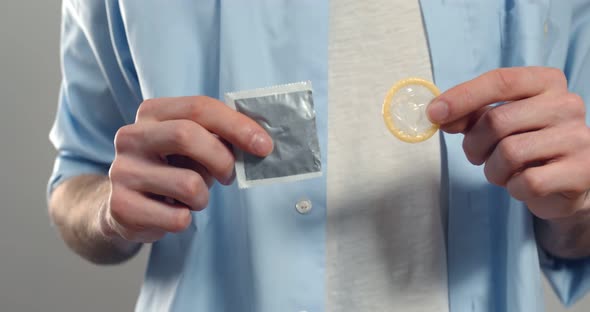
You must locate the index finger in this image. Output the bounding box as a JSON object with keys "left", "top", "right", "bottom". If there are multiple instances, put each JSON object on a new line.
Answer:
{"left": 136, "top": 96, "right": 273, "bottom": 157}
{"left": 427, "top": 67, "right": 566, "bottom": 131}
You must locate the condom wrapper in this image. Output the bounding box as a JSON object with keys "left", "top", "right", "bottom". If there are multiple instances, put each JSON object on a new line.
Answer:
{"left": 382, "top": 78, "right": 440, "bottom": 143}
{"left": 225, "top": 81, "right": 322, "bottom": 189}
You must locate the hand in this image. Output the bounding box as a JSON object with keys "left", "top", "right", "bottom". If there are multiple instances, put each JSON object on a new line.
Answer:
{"left": 102, "top": 96, "right": 273, "bottom": 243}
{"left": 428, "top": 67, "right": 590, "bottom": 221}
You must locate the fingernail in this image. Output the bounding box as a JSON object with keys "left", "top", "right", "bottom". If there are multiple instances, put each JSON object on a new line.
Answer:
{"left": 252, "top": 133, "right": 273, "bottom": 156}
{"left": 224, "top": 170, "right": 236, "bottom": 185}
{"left": 427, "top": 100, "right": 449, "bottom": 124}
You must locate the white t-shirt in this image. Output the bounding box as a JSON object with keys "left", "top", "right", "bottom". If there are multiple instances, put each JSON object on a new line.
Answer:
{"left": 326, "top": 1, "right": 449, "bottom": 311}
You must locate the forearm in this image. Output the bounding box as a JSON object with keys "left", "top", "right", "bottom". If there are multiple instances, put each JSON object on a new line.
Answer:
{"left": 535, "top": 209, "right": 590, "bottom": 260}
{"left": 48, "top": 174, "right": 141, "bottom": 265}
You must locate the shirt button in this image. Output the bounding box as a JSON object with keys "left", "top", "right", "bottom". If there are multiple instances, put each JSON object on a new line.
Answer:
{"left": 295, "top": 199, "right": 312, "bottom": 214}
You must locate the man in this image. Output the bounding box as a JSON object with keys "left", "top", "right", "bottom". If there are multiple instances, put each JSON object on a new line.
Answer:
{"left": 48, "top": 1, "right": 590, "bottom": 311}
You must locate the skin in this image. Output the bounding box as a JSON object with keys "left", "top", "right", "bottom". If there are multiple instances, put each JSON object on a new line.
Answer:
{"left": 49, "top": 66, "right": 590, "bottom": 264}
{"left": 49, "top": 96, "right": 273, "bottom": 264}
{"left": 428, "top": 66, "right": 590, "bottom": 259}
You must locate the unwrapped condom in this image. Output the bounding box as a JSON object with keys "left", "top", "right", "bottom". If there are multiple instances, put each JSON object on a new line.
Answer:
{"left": 382, "top": 78, "right": 440, "bottom": 143}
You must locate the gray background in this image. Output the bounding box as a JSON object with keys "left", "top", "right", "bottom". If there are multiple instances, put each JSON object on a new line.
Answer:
{"left": 0, "top": 1, "right": 588, "bottom": 311}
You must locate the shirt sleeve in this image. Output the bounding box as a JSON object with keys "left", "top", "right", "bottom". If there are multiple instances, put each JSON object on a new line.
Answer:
{"left": 48, "top": 0, "right": 138, "bottom": 197}
{"left": 540, "top": 2, "right": 590, "bottom": 306}
{"left": 540, "top": 249, "right": 590, "bottom": 307}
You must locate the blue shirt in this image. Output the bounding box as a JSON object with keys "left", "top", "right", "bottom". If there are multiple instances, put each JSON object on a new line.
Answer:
{"left": 49, "top": 1, "right": 590, "bottom": 311}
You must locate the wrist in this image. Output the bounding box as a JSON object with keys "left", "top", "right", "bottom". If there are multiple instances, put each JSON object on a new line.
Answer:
{"left": 535, "top": 209, "right": 590, "bottom": 260}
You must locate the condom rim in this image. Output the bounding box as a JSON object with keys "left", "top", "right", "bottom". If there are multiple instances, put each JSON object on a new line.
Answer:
{"left": 382, "top": 77, "right": 441, "bottom": 143}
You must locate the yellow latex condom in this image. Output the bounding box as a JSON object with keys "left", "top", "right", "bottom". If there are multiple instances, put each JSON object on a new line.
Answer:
{"left": 382, "top": 78, "right": 440, "bottom": 143}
